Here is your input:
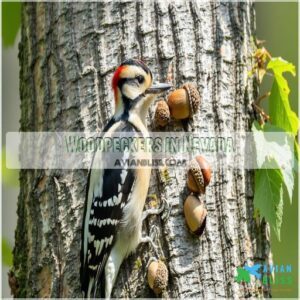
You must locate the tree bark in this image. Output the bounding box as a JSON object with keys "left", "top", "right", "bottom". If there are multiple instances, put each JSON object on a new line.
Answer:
{"left": 13, "top": 1, "right": 271, "bottom": 298}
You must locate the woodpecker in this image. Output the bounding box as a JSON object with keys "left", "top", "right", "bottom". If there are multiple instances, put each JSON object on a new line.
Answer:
{"left": 80, "top": 59, "right": 171, "bottom": 298}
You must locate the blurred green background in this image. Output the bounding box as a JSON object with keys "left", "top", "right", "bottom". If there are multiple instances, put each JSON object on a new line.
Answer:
{"left": 1, "top": 2, "right": 298, "bottom": 298}
{"left": 2, "top": 2, "right": 21, "bottom": 298}
{"left": 256, "top": 2, "right": 298, "bottom": 298}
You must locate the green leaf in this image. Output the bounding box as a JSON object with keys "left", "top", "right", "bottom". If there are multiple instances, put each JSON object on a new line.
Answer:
{"left": 2, "top": 2, "right": 21, "bottom": 47}
{"left": 254, "top": 158, "right": 284, "bottom": 241}
{"left": 269, "top": 81, "right": 299, "bottom": 135}
{"left": 263, "top": 123, "right": 295, "bottom": 202}
{"left": 267, "top": 58, "right": 296, "bottom": 77}
{"left": 267, "top": 58, "right": 299, "bottom": 135}
{"left": 252, "top": 122, "right": 294, "bottom": 203}
{"left": 2, "top": 238, "right": 13, "bottom": 266}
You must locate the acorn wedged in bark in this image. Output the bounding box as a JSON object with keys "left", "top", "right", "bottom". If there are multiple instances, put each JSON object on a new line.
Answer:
{"left": 167, "top": 82, "right": 200, "bottom": 119}
{"left": 184, "top": 194, "right": 207, "bottom": 236}
{"left": 154, "top": 99, "right": 170, "bottom": 127}
{"left": 187, "top": 155, "right": 211, "bottom": 194}
{"left": 147, "top": 260, "right": 169, "bottom": 295}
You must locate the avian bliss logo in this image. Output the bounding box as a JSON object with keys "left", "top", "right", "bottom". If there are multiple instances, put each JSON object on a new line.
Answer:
{"left": 235, "top": 263, "right": 293, "bottom": 285}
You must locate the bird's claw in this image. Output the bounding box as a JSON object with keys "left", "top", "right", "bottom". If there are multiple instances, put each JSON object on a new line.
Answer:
{"left": 142, "top": 197, "right": 170, "bottom": 221}
{"left": 140, "top": 225, "right": 160, "bottom": 256}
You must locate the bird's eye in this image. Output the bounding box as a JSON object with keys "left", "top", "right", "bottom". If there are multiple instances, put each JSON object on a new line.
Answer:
{"left": 136, "top": 75, "right": 144, "bottom": 84}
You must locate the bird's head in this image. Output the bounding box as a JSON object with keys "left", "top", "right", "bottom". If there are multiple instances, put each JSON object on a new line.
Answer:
{"left": 112, "top": 59, "right": 171, "bottom": 121}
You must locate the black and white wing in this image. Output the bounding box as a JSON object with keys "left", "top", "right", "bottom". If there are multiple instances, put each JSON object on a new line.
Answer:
{"left": 80, "top": 122, "right": 137, "bottom": 298}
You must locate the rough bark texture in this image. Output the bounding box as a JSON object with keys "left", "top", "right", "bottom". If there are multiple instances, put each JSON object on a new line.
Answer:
{"left": 13, "top": 1, "right": 271, "bottom": 298}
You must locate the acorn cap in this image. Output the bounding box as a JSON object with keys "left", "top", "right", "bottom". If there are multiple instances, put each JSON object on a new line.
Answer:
{"left": 154, "top": 100, "right": 170, "bottom": 127}
{"left": 147, "top": 260, "right": 169, "bottom": 295}
{"left": 183, "top": 194, "right": 207, "bottom": 236}
{"left": 187, "top": 168, "right": 203, "bottom": 194}
{"left": 187, "top": 155, "right": 211, "bottom": 194}
{"left": 195, "top": 155, "right": 211, "bottom": 186}
{"left": 182, "top": 82, "right": 200, "bottom": 116}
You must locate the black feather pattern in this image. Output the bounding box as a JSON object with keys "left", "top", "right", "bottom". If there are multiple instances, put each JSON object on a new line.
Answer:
{"left": 80, "top": 120, "right": 140, "bottom": 298}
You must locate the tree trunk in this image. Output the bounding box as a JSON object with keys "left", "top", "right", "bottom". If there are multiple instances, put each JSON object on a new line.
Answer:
{"left": 13, "top": 1, "right": 271, "bottom": 298}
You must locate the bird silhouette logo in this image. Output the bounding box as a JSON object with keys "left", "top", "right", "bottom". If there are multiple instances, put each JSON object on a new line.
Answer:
{"left": 244, "top": 264, "right": 262, "bottom": 279}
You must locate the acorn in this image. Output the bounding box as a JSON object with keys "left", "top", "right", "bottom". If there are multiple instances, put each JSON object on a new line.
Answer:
{"left": 154, "top": 99, "right": 170, "bottom": 127}
{"left": 183, "top": 195, "right": 207, "bottom": 236}
{"left": 167, "top": 82, "right": 200, "bottom": 119}
{"left": 187, "top": 155, "right": 211, "bottom": 194}
{"left": 147, "top": 260, "right": 169, "bottom": 295}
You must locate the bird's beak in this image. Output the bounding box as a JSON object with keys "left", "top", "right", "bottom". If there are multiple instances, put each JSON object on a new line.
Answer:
{"left": 145, "top": 83, "right": 172, "bottom": 94}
